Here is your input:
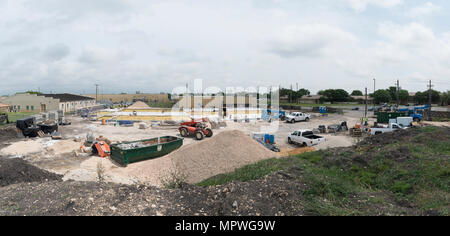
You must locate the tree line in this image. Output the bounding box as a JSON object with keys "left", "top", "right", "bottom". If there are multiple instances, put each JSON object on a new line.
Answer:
{"left": 281, "top": 87, "right": 450, "bottom": 106}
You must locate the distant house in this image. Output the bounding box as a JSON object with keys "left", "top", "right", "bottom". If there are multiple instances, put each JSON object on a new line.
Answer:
{"left": 408, "top": 92, "right": 416, "bottom": 104}
{"left": 2, "top": 93, "right": 95, "bottom": 113}
{"left": 0, "top": 103, "right": 13, "bottom": 112}
{"left": 351, "top": 96, "right": 374, "bottom": 104}
{"left": 299, "top": 95, "right": 322, "bottom": 104}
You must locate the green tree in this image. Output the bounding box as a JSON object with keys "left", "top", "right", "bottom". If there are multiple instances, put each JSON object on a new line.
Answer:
{"left": 414, "top": 90, "right": 440, "bottom": 104}
{"left": 297, "top": 88, "right": 310, "bottom": 97}
{"left": 321, "top": 89, "right": 350, "bottom": 102}
{"left": 387, "top": 86, "right": 398, "bottom": 102}
{"left": 351, "top": 90, "right": 363, "bottom": 96}
{"left": 398, "top": 90, "right": 409, "bottom": 105}
{"left": 440, "top": 91, "right": 450, "bottom": 106}
{"left": 373, "top": 90, "right": 391, "bottom": 104}
{"left": 24, "top": 91, "right": 42, "bottom": 95}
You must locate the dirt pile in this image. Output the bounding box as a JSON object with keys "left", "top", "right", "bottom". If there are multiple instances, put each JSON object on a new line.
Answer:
{"left": 0, "top": 126, "right": 19, "bottom": 142}
{"left": 170, "top": 130, "right": 278, "bottom": 184}
{"left": 0, "top": 158, "right": 62, "bottom": 187}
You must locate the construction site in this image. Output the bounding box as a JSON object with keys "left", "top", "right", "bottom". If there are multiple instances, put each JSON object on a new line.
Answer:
{"left": 1, "top": 1, "right": 450, "bottom": 219}
{"left": 1, "top": 94, "right": 449, "bottom": 216}
{"left": 0, "top": 100, "right": 364, "bottom": 186}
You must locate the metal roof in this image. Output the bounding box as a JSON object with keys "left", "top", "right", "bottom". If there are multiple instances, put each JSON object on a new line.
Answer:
{"left": 38, "top": 93, "right": 95, "bottom": 102}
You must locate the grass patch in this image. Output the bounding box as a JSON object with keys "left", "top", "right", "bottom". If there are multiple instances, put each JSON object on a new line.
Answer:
{"left": 198, "top": 126, "right": 450, "bottom": 215}
{"left": 146, "top": 101, "right": 177, "bottom": 108}
{"left": 197, "top": 157, "right": 293, "bottom": 186}
{"left": 3, "top": 112, "right": 39, "bottom": 124}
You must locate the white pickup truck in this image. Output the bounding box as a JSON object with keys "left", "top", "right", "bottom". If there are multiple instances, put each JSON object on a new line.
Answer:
{"left": 368, "top": 123, "right": 408, "bottom": 135}
{"left": 286, "top": 112, "right": 311, "bottom": 123}
{"left": 288, "top": 130, "right": 326, "bottom": 147}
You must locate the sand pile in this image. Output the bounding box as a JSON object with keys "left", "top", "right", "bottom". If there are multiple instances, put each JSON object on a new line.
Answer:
{"left": 1, "top": 139, "right": 82, "bottom": 156}
{"left": 170, "top": 130, "right": 278, "bottom": 184}
{"left": 45, "top": 140, "right": 81, "bottom": 155}
{"left": 1, "top": 140, "right": 42, "bottom": 156}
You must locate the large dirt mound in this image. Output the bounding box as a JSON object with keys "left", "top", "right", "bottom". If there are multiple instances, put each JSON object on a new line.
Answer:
{"left": 0, "top": 158, "right": 62, "bottom": 187}
{"left": 170, "top": 130, "right": 278, "bottom": 184}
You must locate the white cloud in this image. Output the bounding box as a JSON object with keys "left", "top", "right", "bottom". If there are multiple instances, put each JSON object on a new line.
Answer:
{"left": 269, "top": 24, "right": 357, "bottom": 58}
{"left": 347, "top": 0, "right": 403, "bottom": 12}
{"left": 407, "top": 2, "right": 441, "bottom": 18}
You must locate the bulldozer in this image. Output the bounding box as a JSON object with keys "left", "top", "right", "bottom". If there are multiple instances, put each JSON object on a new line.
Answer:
{"left": 178, "top": 119, "right": 213, "bottom": 140}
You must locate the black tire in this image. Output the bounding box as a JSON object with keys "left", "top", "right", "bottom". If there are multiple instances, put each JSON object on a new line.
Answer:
{"left": 305, "top": 117, "right": 310, "bottom": 122}
{"left": 180, "top": 128, "right": 188, "bottom": 137}
{"left": 302, "top": 142, "right": 307, "bottom": 147}
{"left": 195, "top": 131, "right": 204, "bottom": 140}
{"left": 291, "top": 119, "right": 295, "bottom": 123}
{"left": 413, "top": 118, "right": 420, "bottom": 122}
{"left": 288, "top": 138, "right": 293, "bottom": 144}
{"left": 205, "top": 128, "right": 213, "bottom": 137}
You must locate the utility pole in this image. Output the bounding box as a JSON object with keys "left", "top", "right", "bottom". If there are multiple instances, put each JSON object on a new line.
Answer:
{"left": 95, "top": 84, "right": 99, "bottom": 102}
{"left": 428, "top": 80, "right": 433, "bottom": 120}
{"left": 396, "top": 79, "right": 400, "bottom": 108}
{"left": 373, "top": 78, "right": 376, "bottom": 112}
{"left": 365, "top": 87, "right": 368, "bottom": 118}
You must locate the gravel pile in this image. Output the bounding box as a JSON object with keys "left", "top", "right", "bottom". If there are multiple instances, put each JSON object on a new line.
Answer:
{"left": 170, "top": 130, "right": 278, "bottom": 184}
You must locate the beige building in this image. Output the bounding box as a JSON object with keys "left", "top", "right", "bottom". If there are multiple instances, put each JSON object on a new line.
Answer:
{"left": 2, "top": 93, "right": 95, "bottom": 113}
{"left": 39, "top": 94, "right": 96, "bottom": 112}
{"left": 84, "top": 93, "right": 170, "bottom": 103}
{"left": 2, "top": 93, "right": 60, "bottom": 112}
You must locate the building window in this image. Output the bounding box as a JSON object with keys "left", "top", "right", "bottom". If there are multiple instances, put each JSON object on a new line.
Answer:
{"left": 31, "top": 106, "right": 34, "bottom": 110}
{"left": 18, "top": 105, "right": 20, "bottom": 110}
{"left": 26, "top": 105, "right": 29, "bottom": 110}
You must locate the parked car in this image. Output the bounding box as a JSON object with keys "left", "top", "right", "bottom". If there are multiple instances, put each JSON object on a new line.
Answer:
{"left": 285, "top": 112, "right": 311, "bottom": 123}
{"left": 288, "top": 130, "right": 326, "bottom": 147}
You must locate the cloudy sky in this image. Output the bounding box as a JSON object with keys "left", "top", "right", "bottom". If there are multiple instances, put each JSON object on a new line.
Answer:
{"left": 0, "top": 0, "right": 449, "bottom": 95}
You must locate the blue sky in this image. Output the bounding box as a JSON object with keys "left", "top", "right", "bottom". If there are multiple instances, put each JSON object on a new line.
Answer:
{"left": 0, "top": 0, "right": 449, "bottom": 95}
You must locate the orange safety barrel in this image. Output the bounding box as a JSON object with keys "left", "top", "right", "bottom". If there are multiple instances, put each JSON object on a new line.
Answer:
{"left": 95, "top": 142, "right": 110, "bottom": 158}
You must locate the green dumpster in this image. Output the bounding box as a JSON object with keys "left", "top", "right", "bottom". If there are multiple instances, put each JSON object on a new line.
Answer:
{"left": 376, "top": 112, "right": 405, "bottom": 124}
{"left": 110, "top": 136, "right": 183, "bottom": 166}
